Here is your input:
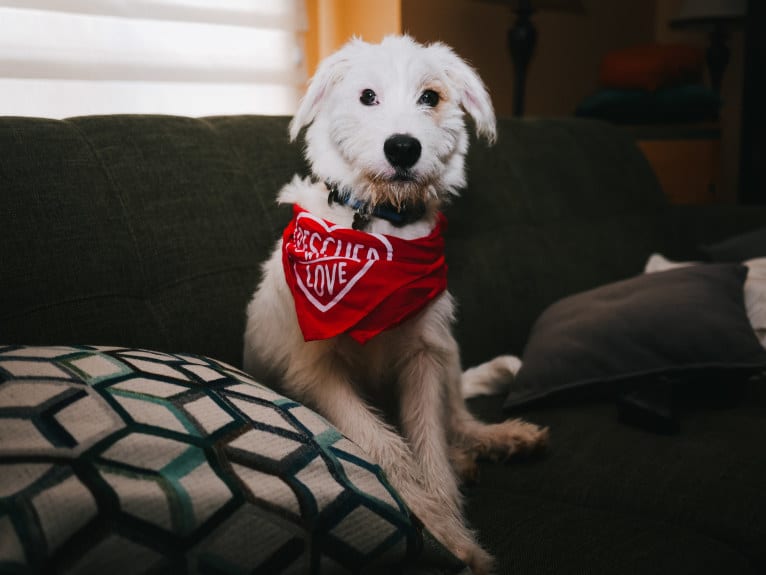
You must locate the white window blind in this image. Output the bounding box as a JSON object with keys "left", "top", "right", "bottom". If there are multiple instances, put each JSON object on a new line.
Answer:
{"left": 0, "top": 0, "right": 307, "bottom": 118}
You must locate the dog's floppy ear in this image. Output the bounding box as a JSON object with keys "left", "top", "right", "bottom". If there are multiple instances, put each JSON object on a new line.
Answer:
{"left": 432, "top": 43, "right": 497, "bottom": 145}
{"left": 289, "top": 39, "right": 359, "bottom": 142}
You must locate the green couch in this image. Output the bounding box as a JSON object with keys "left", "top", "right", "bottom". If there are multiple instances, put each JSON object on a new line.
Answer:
{"left": 1, "top": 115, "right": 765, "bottom": 574}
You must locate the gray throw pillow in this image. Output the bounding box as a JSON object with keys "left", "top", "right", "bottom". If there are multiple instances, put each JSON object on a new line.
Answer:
{"left": 505, "top": 264, "right": 766, "bottom": 422}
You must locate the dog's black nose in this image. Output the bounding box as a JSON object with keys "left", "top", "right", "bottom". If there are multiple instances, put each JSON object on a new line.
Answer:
{"left": 384, "top": 134, "right": 421, "bottom": 170}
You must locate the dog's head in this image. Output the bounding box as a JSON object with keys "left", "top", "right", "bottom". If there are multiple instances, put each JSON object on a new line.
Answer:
{"left": 289, "top": 35, "right": 496, "bottom": 209}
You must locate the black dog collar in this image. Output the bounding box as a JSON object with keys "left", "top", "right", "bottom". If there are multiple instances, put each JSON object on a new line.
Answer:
{"left": 325, "top": 181, "right": 427, "bottom": 231}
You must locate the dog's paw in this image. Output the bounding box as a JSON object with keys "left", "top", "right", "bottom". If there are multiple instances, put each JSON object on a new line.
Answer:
{"left": 458, "top": 543, "right": 495, "bottom": 575}
{"left": 486, "top": 418, "right": 549, "bottom": 461}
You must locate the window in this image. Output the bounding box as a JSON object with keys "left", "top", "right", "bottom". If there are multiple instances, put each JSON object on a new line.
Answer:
{"left": 0, "top": 0, "right": 306, "bottom": 118}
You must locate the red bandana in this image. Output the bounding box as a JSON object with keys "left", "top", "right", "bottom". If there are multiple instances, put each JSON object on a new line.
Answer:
{"left": 282, "top": 205, "right": 448, "bottom": 343}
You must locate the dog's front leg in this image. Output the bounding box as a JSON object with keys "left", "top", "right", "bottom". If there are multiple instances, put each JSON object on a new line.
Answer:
{"left": 398, "top": 344, "right": 461, "bottom": 505}
{"left": 284, "top": 347, "right": 492, "bottom": 574}
{"left": 396, "top": 341, "right": 494, "bottom": 574}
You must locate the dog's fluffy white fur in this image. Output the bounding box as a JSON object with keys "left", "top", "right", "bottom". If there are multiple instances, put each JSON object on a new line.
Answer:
{"left": 243, "top": 35, "right": 547, "bottom": 574}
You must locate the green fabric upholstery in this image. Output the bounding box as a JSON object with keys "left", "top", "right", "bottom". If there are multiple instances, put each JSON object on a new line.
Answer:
{"left": 467, "top": 386, "right": 766, "bottom": 574}
{"left": 1, "top": 116, "right": 302, "bottom": 366}
{"left": 448, "top": 118, "right": 670, "bottom": 361}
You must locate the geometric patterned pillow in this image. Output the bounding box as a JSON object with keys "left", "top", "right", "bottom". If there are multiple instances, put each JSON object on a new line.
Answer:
{"left": 0, "top": 345, "right": 433, "bottom": 574}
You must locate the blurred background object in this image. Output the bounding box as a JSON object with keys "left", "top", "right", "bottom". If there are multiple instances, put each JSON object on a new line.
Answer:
{"left": 670, "top": 0, "right": 747, "bottom": 94}
{"left": 472, "top": 0, "right": 585, "bottom": 116}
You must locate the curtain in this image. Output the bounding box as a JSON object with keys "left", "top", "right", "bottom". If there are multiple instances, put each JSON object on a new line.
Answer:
{"left": 0, "top": 0, "right": 307, "bottom": 118}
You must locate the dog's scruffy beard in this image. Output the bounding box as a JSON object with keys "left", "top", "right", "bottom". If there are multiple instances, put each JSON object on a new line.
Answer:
{"left": 355, "top": 176, "right": 447, "bottom": 212}
{"left": 344, "top": 153, "right": 463, "bottom": 211}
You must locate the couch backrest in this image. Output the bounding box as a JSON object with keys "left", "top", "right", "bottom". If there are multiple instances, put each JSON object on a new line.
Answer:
{"left": 0, "top": 115, "right": 665, "bottom": 367}
{"left": 448, "top": 118, "right": 667, "bottom": 361}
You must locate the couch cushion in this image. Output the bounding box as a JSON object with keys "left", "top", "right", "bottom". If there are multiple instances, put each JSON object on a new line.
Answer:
{"left": 447, "top": 119, "right": 667, "bottom": 364}
{"left": 0, "top": 116, "right": 305, "bottom": 367}
{"left": 646, "top": 254, "right": 766, "bottom": 349}
{"left": 467, "top": 389, "right": 766, "bottom": 574}
{"left": 0, "top": 345, "right": 433, "bottom": 573}
{"left": 504, "top": 264, "right": 766, "bottom": 426}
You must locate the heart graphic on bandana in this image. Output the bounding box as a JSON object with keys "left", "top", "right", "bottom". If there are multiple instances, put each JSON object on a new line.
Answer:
{"left": 290, "top": 211, "right": 394, "bottom": 312}
{"left": 282, "top": 205, "right": 448, "bottom": 343}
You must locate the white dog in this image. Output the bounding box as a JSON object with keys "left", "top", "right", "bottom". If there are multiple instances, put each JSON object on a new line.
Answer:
{"left": 243, "top": 35, "right": 548, "bottom": 574}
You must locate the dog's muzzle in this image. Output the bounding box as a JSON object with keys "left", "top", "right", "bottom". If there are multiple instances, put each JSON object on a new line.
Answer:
{"left": 384, "top": 134, "right": 421, "bottom": 171}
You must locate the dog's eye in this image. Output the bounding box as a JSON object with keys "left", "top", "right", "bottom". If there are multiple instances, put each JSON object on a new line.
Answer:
{"left": 360, "top": 89, "right": 378, "bottom": 106}
{"left": 418, "top": 89, "right": 440, "bottom": 107}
